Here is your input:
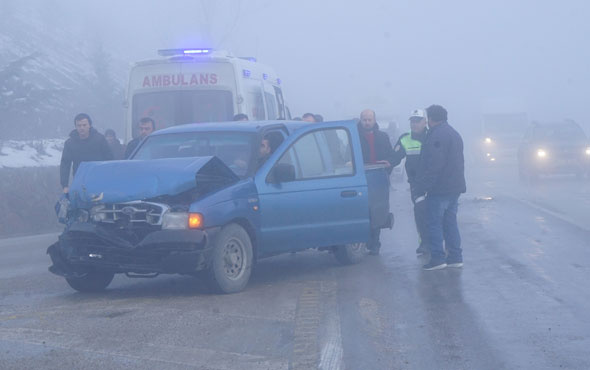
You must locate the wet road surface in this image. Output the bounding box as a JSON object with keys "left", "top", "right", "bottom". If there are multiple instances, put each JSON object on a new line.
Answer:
{"left": 1, "top": 167, "right": 590, "bottom": 369}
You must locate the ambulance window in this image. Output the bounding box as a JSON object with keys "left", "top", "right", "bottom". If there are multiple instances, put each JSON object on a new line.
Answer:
{"left": 247, "top": 90, "right": 265, "bottom": 120}
{"left": 273, "top": 86, "right": 286, "bottom": 119}
{"left": 265, "top": 92, "right": 278, "bottom": 120}
{"left": 132, "top": 90, "right": 233, "bottom": 134}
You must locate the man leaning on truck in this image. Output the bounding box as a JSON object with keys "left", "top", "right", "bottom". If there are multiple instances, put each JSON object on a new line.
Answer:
{"left": 357, "top": 109, "right": 394, "bottom": 255}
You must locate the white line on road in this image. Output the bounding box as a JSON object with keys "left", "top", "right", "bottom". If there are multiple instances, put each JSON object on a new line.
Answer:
{"left": 507, "top": 196, "right": 590, "bottom": 233}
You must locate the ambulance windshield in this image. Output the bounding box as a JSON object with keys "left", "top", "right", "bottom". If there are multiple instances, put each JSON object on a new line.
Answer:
{"left": 132, "top": 90, "right": 233, "bottom": 131}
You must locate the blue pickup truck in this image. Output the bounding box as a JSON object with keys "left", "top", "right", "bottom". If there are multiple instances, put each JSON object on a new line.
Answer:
{"left": 48, "top": 120, "right": 392, "bottom": 293}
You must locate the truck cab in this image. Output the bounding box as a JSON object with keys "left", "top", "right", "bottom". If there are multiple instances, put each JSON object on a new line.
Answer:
{"left": 125, "top": 49, "right": 289, "bottom": 142}
{"left": 48, "top": 120, "right": 392, "bottom": 294}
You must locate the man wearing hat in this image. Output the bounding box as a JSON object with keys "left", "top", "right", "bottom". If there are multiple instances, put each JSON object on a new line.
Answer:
{"left": 391, "top": 109, "right": 429, "bottom": 254}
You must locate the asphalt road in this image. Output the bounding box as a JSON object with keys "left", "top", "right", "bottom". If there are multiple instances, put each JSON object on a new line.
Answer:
{"left": 1, "top": 166, "right": 590, "bottom": 369}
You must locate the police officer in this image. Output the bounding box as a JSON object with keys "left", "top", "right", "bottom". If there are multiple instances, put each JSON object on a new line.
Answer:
{"left": 391, "top": 109, "right": 429, "bottom": 254}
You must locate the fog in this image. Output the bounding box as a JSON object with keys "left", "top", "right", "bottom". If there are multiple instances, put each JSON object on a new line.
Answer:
{"left": 4, "top": 0, "right": 590, "bottom": 138}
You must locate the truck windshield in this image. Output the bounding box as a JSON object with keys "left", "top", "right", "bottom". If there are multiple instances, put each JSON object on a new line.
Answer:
{"left": 132, "top": 132, "right": 255, "bottom": 177}
{"left": 132, "top": 90, "right": 234, "bottom": 131}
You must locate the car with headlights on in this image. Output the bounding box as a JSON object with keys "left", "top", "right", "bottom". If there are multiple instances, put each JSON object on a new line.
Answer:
{"left": 518, "top": 120, "right": 590, "bottom": 181}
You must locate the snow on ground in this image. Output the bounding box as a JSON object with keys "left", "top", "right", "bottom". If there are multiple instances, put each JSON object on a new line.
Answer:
{"left": 0, "top": 139, "right": 63, "bottom": 168}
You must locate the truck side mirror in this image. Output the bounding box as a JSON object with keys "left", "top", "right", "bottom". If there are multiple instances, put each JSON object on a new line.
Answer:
{"left": 267, "top": 163, "right": 295, "bottom": 183}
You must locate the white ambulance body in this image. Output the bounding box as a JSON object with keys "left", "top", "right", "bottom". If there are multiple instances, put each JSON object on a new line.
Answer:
{"left": 125, "top": 48, "right": 289, "bottom": 141}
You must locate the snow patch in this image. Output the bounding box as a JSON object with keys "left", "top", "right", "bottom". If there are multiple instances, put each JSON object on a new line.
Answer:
{"left": 0, "top": 139, "right": 63, "bottom": 168}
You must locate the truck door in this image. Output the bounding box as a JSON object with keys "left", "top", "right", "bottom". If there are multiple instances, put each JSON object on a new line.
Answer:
{"left": 254, "top": 121, "right": 370, "bottom": 254}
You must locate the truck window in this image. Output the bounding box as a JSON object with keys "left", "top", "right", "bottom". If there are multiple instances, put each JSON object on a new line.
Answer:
{"left": 275, "top": 128, "right": 353, "bottom": 180}
{"left": 132, "top": 90, "right": 233, "bottom": 133}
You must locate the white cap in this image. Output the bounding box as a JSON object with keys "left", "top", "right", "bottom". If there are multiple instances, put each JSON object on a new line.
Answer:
{"left": 409, "top": 109, "right": 426, "bottom": 119}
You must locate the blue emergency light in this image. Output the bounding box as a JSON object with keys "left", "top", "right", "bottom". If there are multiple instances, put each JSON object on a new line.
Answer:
{"left": 277, "top": 78, "right": 282, "bottom": 85}
{"left": 262, "top": 73, "right": 268, "bottom": 80}
{"left": 243, "top": 69, "right": 251, "bottom": 78}
{"left": 158, "top": 48, "right": 212, "bottom": 57}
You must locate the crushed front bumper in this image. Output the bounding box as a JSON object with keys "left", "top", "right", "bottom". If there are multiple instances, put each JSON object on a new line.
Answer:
{"left": 47, "top": 222, "right": 218, "bottom": 277}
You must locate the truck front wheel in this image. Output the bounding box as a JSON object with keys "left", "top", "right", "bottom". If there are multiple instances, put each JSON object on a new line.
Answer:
{"left": 65, "top": 271, "right": 114, "bottom": 292}
{"left": 206, "top": 224, "right": 253, "bottom": 294}
{"left": 334, "top": 243, "right": 367, "bottom": 265}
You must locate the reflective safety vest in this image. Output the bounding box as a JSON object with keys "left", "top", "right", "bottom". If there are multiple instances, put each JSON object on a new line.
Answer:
{"left": 400, "top": 133, "right": 422, "bottom": 156}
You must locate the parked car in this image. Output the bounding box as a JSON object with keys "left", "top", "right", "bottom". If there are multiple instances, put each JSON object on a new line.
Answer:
{"left": 518, "top": 120, "right": 590, "bottom": 181}
{"left": 48, "top": 120, "right": 393, "bottom": 293}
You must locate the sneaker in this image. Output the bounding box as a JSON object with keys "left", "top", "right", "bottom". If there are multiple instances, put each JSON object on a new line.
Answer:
{"left": 422, "top": 261, "right": 447, "bottom": 270}
{"left": 446, "top": 261, "right": 463, "bottom": 268}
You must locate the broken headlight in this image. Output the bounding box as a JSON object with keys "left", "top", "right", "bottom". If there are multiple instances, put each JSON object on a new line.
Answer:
{"left": 75, "top": 209, "right": 89, "bottom": 223}
{"left": 90, "top": 205, "right": 107, "bottom": 222}
{"left": 162, "top": 212, "right": 189, "bottom": 230}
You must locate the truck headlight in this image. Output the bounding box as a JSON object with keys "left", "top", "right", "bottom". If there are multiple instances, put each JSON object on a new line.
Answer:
{"left": 162, "top": 212, "right": 189, "bottom": 230}
{"left": 537, "top": 149, "right": 547, "bottom": 158}
{"left": 484, "top": 137, "right": 492, "bottom": 144}
{"left": 585, "top": 147, "right": 590, "bottom": 156}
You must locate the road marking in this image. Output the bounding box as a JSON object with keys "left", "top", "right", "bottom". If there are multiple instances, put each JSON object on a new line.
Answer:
{"left": 507, "top": 196, "right": 590, "bottom": 233}
{"left": 290, "top": 281, "right": 322, "bottom": 370}
{"left": 319, "top": 281, "right": 343, "bottom": 370}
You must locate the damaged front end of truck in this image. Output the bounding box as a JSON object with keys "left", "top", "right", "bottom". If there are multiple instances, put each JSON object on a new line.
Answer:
{"left": 47, "top": 156, "right": 238, "bottom": 291}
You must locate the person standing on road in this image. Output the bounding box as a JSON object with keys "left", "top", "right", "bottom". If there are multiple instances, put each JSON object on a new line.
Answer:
{"left": 125, "top": 117, "right": 155, "bottom": 159}
{"left": 104, "top": 129, "right": 124, "bottom": 160}
{"left": 391, "top": 109, "right": 430, "bottom": 255}
{"left": 358, "top": 109, "right": 394, "bottom": 255}
{"left": 60, "top": 113, "right": 113, "bottom": 193}
{"left": 414, "top": 105, "right": 466, "bottom": 270}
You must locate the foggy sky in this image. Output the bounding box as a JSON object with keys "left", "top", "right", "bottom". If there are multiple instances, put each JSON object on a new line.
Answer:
{"left": 17, "top": 0, "right": 590, "bottom": 134}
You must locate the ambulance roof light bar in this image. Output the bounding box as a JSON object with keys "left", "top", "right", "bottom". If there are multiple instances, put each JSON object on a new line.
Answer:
{"left": 158, "top": 48, "right": 213, "bottom": 57}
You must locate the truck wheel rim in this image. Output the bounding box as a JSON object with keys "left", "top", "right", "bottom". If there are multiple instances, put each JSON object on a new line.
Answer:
{"left": 222, "top": 237, "right": 246, "bottom": 280}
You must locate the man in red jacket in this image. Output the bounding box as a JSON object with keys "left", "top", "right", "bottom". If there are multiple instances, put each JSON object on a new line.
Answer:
{"left": 357, "top": 109, "right": 394, "bottom": 255}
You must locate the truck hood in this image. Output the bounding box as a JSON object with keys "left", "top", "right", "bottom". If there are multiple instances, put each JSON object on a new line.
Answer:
{"left": 69, "top": 156, "right": 238, "bottom": 205}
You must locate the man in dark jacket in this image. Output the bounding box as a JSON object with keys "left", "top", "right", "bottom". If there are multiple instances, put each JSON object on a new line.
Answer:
{"left": 414, "top": 105, "right": 466, "bottom": 270}
{"left": 125, "top": 117, "right": 155, "bottom": 159}
{"left": 358, "top": 109, "right": 394, "bottom": 255}
{"left": 391, "top": 108, "right": 429, "bottom": 254}
{"left": 60, "top": 113, "right": 113, "bottom": 193}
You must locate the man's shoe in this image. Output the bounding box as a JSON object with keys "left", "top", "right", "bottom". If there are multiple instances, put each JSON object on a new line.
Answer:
{"left": 446, "top": 260, "right": 463, "bottom": 268}
{"left": 422, "top": 261, "right": 447, "bottom": 270}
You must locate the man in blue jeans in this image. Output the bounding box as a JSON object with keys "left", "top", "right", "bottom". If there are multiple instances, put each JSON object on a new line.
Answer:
{"left": 413, "top": 105, "right": 466, "bottom": 270}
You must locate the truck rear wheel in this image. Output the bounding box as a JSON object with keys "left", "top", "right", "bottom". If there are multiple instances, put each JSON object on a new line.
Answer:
{"left": 65, "top": 271, "right": 114, "bottom": 292}
{"left": 334, "top": 243, "right": 367, "bottom": 265}
{"left": 206, "top": 224, "right": 253, "bottom": 294}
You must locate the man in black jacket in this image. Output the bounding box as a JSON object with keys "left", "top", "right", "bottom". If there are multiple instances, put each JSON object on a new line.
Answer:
{"left": 125, "top": 117, "right": 155, "bottom": 159}
{"left": 358, "top": 109, "right": 394, "bottom": 255}
{"left": 391, "top": 109, "right": 429, "bottom": 254}
{"left": 60, "top": 113, "right": 113, "bottom": 193}
{"left": 414, "top": 105, "right": 466, "bottom": 270}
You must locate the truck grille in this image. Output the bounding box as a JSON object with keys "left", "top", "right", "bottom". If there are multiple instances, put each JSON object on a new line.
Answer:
{"left": 92, "top": 202, "right": 168, "bottom": 226}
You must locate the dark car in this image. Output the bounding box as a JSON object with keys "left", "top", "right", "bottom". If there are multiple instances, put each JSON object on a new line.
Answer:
{"left": 518, "top": 121, "right": 590, "bottom": 181}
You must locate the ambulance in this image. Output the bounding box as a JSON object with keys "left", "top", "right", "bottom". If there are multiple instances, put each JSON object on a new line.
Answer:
{"left": 124, "top": 48, "right": 290, "bottom": 142}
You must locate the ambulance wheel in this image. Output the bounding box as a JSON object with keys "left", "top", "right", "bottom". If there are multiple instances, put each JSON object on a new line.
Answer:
{"left": 65, "top": 271, "right": 114, "bottom": 293}
{"left": 206, "top": 223, "right": 253, "bottom": 294}
{"left": 334, "top": 243, "right": 367, "bottom": 265}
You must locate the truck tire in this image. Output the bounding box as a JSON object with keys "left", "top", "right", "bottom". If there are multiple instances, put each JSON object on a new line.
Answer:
{"left": 65, "top": 271, "right": 114, "bottom": 292}
{"left": 334, "top": 243, "right": 367, "bottom": 265}
{"left": 206, "top": 224, "right": 253, "bottom": 294}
